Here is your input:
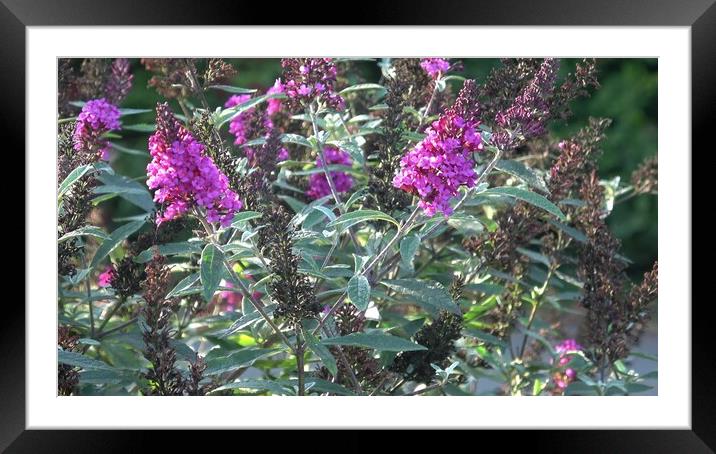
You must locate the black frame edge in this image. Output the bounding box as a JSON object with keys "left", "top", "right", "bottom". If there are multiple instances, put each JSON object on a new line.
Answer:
{"left": 10, "top": 0, "right": 713, "bottom": 452}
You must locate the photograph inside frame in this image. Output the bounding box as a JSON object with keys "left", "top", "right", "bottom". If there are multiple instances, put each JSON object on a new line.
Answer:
{"left": 56, "top": 57, "right": 658, "bottom": 397}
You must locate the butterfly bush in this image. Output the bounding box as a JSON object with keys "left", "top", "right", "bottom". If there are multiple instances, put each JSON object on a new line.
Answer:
{"left": 280, "top": 58, "right": 345, "bottom": 111}
{"left": 393, "top": 80, "right": 483, "bottom": 216}
{"left": 420, "top": 58, "right": 451, "bottom": 78}
{"left": 147, "top": 102, "right": 242, "bottom": 226}
{"left": 225, "top": 93, "right": 289, "bottom": 165}
{"left": 73, "top": 98, "right": 121, "bottom": 161}
{"left": 56, "top": 58, "right": 659, "bottom": 399}
{"left": 552, "top": 339, "right": 583, "bottom": 393}
{"left": 307, "top": 146, "right": 354, "bottom": 200}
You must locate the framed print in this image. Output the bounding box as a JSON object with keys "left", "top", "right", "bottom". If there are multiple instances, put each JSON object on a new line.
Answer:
{"left": 8, "top": 0, "right": 712, "bottom": 451}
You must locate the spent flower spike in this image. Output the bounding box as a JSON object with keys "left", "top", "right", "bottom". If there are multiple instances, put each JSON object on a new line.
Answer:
{"left": 393, "top": 80, "right": 483, "bottom": 217}
{"left": 146, "top": 103, "right": 243, "bottom": 227}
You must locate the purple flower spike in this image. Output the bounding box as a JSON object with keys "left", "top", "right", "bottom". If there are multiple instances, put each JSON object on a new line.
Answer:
{"left": 393, "top": 80, "right": 483, "bottom": 217}
{"left": 146, "top": 103, "right": 243, "bottom": 227}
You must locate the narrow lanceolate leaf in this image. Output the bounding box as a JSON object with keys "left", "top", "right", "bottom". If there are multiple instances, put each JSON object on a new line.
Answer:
{"left": 399, "top": 234, "right": 421, "bottom": 271}
{"left": 346, "top": 274, "right": 371, "bottom": 311}
{"left": 123, "top": 123, "right": 156, "bottom": 132}
{"left": 90, "top": 220, "right": 145, "bottom": 269}
{"left": 58, "top": 226, "right": 110, "bottom": 243}
{"left": 220, "top": 305, "right": 277, "bottom": 338}
{"left": 200, "top": 244, "right": 226, "bottom": 302}
{"left": 214, "top": 93, "right": 284, "bottom": 129}
{"left": 134, "top": 242, "right": 203, "bottom": 263}
{"left": 204, "top": 348, "right": 279, "bottom": 376}
{"left": 166, "top": 272, "right": 201, "bottom": 298}
{"left": 381, "top": 278, "right": 460, "bottom": 315}
{"left": 95, "top": 172, "right": 155, "bottom": 212}
{"left": 230, "top": 211, "right": 263, "bottom": 228}
{"left": 320, "top": 332, "right": 427, "bottom": 352}
{"left": 326, "top": 209, "right": 399, "bottom": 232}
{"left": 482, "top": 186, "right": 566, "bottom": 221}
{"left": 58, "top": 350, "right": 115, "bottom": 371}
{"left": 339, "top": 83, "right": 386, "bottom": 95}
{"left": 207, "top": 85, "right": 257, "bottom": 94}
{"left": 495, "top": 159, "right": 550, "bottom": 194}
{"left": 58, "top": 164, "right": 92, "bottom": 200}
{"left": 304, "top": 331, "right": 338, "bottom": 377}
{"left": 280, "top": 133, "right": 312, "bottom": 148}
{"left": 210, "top": 379, "right": 291, "bottom": 395}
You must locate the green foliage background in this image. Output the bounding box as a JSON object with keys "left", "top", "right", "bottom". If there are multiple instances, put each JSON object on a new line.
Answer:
{"left": 110, "top": 58, "right": 657, "bottom": 277}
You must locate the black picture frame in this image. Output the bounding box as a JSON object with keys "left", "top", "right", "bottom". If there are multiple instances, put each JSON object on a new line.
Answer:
{"left": 7, "top": 0, "right": 710, "bottom": 451}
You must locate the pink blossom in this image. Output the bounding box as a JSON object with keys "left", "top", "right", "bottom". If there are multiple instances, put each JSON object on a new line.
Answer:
{"left": 420, "top": 58, "right": 450, "bottom": 78}
{"left": 98, "top": 266, "right": 115, "bottom": 287}
{"left": 146, "top": 103, "right": 243, "bottom": 227}
{"left": 307, "top": 147, "right": 354, "bottom": 200}
{"left": 393, "top": 80, "right": 482, "bottom": 217}
{"left": 73, "top": 98, "right": 121, "bottom": 161}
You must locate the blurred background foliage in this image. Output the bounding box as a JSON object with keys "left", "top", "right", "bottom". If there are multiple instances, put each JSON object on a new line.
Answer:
{"left": 107, "top": 58, "right": 657, "bottom": 278}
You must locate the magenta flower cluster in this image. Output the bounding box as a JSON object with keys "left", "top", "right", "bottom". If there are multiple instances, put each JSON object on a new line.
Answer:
{"left": 280, "top": 58, "right": 345, "bottom": 111}
{"left": 307, "top": 146, "right": 354, "bottom": 200}
{"left": 73, "top": 98, "right": 121, "bottom": 161}
{"left": 225, "top": 91, "right": 289, "bottom": 165}
{"left": 420, "top": 58, "right": 450, "bottom": 78}
{"left": 493, "top": 58, "right": 559, "bottom": 150}
{"left": 146, "top": 103, "right": 243, "bottom": 227}
{"left": 552, "top": 338, "right": 583, "bottom": 392}
{"left": 97, "top": 265, "right": 115, "bottom": 287}
{"left": 393, "top": 80, "right": 483, "bottom": 217}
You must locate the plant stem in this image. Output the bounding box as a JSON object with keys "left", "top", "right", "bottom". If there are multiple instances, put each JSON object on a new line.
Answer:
{"left": 307, "top": 105, "right": 363, "bottom": 253}
{"left": 296, "top": 329, "right": 305, "bottom": 396}
{"left": 96, "top": 296, "right": 126, "bottom": 334}
{"left": 313, "top": 205, "right": 421, "bottom": 335}
{"left": 197, "top": 214, "right": 296, "bottom": 354}
{"left": 83, "top": 255, "right": 95, "bottom": 338}
{"left": 97, "top": 317, "right": 138, "bottom": 339}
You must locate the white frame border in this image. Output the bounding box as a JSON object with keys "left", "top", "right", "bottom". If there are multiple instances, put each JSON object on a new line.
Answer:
{"left": 27, "top": 26, "right": 690, "bottom": 429}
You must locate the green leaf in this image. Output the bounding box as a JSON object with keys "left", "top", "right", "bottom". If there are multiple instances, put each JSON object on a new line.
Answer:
{"left": 109, "top": 142, "right": 149, "bottom": 156}
{"left": 346, "top": 274, "right": 371, "bottom": 311}
{"left": 58, "top": 164, "right": 92, "bottom": 200}
{"left": 320, "top": 332, "right": 427, "bottom": 352}
{"left": 231, "top": 211, "right": 263, "bottom": 228}
{"left": 399, "top": 234, "right": 421, "bottom": 271}
{"left": 210, "top": 379, "right": 290, "bottom": 395}
{"left": 304, "top": 331, "right": 338, "bottom": 376}
{"left": 166, "top": 272, "right": 201, "bottom": 298}
{"left": 123, "top": 123, "right": 156, "bottom": 132}
{"left": 280, "top": 133, "right": 312, "bottom": 148}
{"left": 95, "top": 172, "right": 155, "bottom": 212}
{"left": 90, "top": 220, "right": 145, "bottom": 269}
{"left": 134, "top": 242, "right": 203, "bottom": 263}
{"left": 207, "top": 85, "right": 257, "bottom": 94}
{"left": 495, "top": 159, "right": 549, "bottom": 193}
{"left": 58, "top": 226, "right": 110, "bottom": 243}
{"left": 118, "top": 108, "right": 152, "bottom": 116}
{"left": 204, "top": 348, "right": 279, "bottom": 376}
{"left": 339, "top": 83, "right": 386, "bottom": 95}
{"left": 200, "top": 244, "right": 226, "bottom": 302}
{"left": 327, "top": 209, "right": 399, "bottom": 232}
{"left": 482, "top": 187, "right": 566, "bottom": 221}
{"left": 58, "top": 350, "right": 115, "bottom": 371}
{"left": 214, "top": 93, "right": 281, "bottom": 129}
{"left": 220, "top": 305, "right": 276, "bottom": 338}
{"left": 381, "top": 278, "right": 459, "bottom": 315}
